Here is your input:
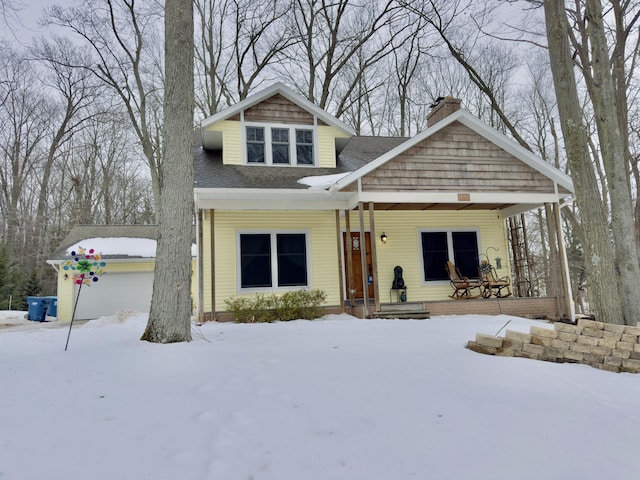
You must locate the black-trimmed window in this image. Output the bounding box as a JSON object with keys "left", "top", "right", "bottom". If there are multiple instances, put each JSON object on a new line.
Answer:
{"left": 272, "top": 128, "right": 290, "bottom": 164}
{"left": 295, "top": 129, "right": 314, "bottom": 165}
{"left": 239, "top": 233, "right": 308, "bottom": 289}
{"left": 244, "top": 125, "right": 315, "bottom": 165}
{"left": 240, "top": 233, "right": 271, "bottom": 288}
{"left": 421, "top": 231, "right": 479, "bottom": 281}
{"left": 246, "top": 127, "right": 265, "bottom": 164}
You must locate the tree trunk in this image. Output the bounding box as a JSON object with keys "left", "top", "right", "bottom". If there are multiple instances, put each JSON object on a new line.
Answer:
{"left": 584, "top": 0, "right": 640, "bottom": 325}
{"left": 141, "top": 0, "right": 194, "bottom": 343}
{"left": 543, "top": 0, "right": 624, "bottom": 324}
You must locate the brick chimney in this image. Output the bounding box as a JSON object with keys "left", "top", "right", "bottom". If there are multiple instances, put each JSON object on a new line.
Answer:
{"left": 426, "top": 96, "right": 462, "bottom": 127}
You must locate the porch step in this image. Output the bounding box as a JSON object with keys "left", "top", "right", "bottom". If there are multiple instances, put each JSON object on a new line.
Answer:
{"left": 373, "top": 310, "right": 431, "bottom": 319}
{"left": 374, "top": 302, "right": 430, "bottom": 319}
{"left": 378, "top": 301, "right": 426, "bottom": 312}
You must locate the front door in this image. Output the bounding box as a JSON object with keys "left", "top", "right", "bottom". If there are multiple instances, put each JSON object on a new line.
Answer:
{"left": 343, "top": 232, "right": 375, "bottom": 300}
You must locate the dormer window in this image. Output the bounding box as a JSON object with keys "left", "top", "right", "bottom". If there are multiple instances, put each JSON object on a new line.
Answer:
{"left": 245, "top": 124, "right": 315, "bottom": 166}
{"left": 272, "top": 128, "right": 290, "bottom": 164}
{"left": 246, "top": 127, "right": 265, "bottom": 164}
{"left": 296, "top": 129, "right": 314, "bottom": 165}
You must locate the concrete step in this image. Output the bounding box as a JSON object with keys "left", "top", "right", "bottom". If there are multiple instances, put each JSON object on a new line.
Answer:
{"left": 378, "top": 301, "right": 425, "bottom": 312}
{"left": 373, "top": 310, "right": 430, "bottom": 319}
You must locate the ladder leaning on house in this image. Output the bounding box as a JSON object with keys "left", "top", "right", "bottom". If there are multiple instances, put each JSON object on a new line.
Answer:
{"left": 508, "top": 215, "right": 534, "bottom": 297}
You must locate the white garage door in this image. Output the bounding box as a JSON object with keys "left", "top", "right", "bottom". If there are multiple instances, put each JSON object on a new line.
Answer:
{"left": 73, "top": 271, "right": 154, "bottom": 320}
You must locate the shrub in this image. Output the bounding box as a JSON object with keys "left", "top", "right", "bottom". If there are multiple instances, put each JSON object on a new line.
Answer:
{"left": 225, "top": 289, "right": 327, "bottom": 323}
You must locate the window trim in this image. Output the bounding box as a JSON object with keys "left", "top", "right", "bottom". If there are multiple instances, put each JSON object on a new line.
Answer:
{"left": 236, "top": 230, "right": 312, "bottom": 292}
{"left": 242, "top": 122, "right": 317, "bottom": 166}
{"left": 418, "top": 228, "right": 482, "bottom": 285}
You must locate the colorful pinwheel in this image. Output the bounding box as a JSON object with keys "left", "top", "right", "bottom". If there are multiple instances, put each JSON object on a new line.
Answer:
{"left": 63, "top": 246, "right": 106, "bottom": 351}
{"left": 62, "top": 247, "right": 106, "bottom": 286}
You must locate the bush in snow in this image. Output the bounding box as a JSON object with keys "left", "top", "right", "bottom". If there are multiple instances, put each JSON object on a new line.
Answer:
{"left": 225, "top": 289, "right": 327, "bottom": 323}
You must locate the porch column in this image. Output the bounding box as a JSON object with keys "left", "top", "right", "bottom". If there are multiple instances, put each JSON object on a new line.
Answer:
{"left": 368, "top": 202, "right": 380, "bottom": 313}
{"left": 197, "top": 209, "right": 204, "bottom": 322}
{"left": 358, "top": 201, "right": 370, "bottom": 318}
{"left": 345, "top": 209, "right": 355, "bottom": 308}
{"left": 554, "top": 202, "right": 575, "bottom": 320}
{"left": 210, "top": 209, "right": 216, "bottom": 321}
{"left": 335, "top": 210, "right": 345, "bottom": 313}
{"left": 544, "top": 203, "right": 563, "bottom": 319}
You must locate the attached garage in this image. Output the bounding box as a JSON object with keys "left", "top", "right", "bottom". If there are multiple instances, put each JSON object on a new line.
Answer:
{"left": 48, "top": 225, "right": 197, "bottom": 322}
{"left": 73, "top": 270, "right": 154, "bottom": 320}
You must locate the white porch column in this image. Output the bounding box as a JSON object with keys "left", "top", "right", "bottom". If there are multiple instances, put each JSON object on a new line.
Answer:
{"left": 554, "top": 203, "right": 575, "bottom": 320}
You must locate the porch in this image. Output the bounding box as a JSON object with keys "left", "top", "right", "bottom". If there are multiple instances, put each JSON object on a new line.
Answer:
{"left": 345, "top": 296, "right": 563, "bottom": 320}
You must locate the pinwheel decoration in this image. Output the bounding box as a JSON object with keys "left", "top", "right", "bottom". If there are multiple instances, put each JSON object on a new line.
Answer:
{"left": 62, "top": 247, "right": 106, "bottom": 286}
{"left": 63, "top": 247, "right": 106, "bottom": 351}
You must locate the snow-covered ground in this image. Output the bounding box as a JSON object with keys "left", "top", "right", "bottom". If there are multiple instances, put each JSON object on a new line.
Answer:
{"left": 1, "top": 311, "right": 639, "bottom": 480}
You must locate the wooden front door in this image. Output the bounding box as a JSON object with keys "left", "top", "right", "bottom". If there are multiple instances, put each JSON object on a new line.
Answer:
{"left": 343, "top": 232, "right": 375, "bottom": 300}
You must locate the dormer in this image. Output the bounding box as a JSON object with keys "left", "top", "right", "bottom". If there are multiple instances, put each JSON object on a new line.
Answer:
{"left": 200, "top": 84, "right": 354, "bottom": 168}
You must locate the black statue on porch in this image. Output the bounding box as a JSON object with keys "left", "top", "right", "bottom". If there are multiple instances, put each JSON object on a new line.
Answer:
{"left": 392, "top": 265, "right": 405, "bottom": 289}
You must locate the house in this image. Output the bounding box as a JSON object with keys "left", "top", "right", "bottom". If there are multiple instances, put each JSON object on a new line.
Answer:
{"left": 47, "top": 225, "right": 197, "bottom": 321}
{"left": 194, "top": 83, "right": 575, "bottom": 321}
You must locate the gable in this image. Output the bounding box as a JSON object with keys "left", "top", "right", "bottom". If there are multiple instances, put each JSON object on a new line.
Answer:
{"left": 200, "top": 83, "right": 353, "bottom": 137}
{"left": 242, "top": 94, "right": 315, "bottom": 125}
{"left": 357, "top": 122, "right": 568, "bottom": 194}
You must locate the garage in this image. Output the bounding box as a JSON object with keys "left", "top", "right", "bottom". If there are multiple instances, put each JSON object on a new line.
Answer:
{"left": 73, "top": 271, "right": 154, "bottom": 320}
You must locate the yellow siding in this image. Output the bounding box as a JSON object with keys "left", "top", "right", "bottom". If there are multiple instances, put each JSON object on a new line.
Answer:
{"left": 200, "top": 208, "right": 511, "bottom": 313}
{"left": 317, "top": 125, "right": 349, "bottom": 168}
{"left": 202, "top": 210, "right": 341, "bottom": 312}
{"left": 342, "top": 209, "right": 510, "bottom": 302}
{"left": 205, "top": 120, "right": 242, "bottom": 165}
{"left": 56, "top": 266, "right": 75, "bottom": 322}
{"left": 205, "top": 121, "right": 348, "bottom": 167}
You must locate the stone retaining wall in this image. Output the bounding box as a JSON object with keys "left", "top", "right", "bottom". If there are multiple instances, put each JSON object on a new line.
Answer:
{"left": 467, "top": 319, "right": 640, "bottom": 373}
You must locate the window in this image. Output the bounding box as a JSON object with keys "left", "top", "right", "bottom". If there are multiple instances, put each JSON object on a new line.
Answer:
{"left": 244, "top": 124, "right": 315, "bottom": 166}
{"left": 239, "top": 232, "right": 308, "bottom": 290}
{"left": 295, "top": 129, "right": 314, "bottom": 165}
{"left": 421, "top": 230, "right": 479, "bottom": 281}
{"left": 272, "top": 128, "right": 290, "bottom": 164}
{"left": 240, "top": 233, "right": 271, "bottom": 288}
{"left": 246, "top": 127, "right": 265, "bottom": 164}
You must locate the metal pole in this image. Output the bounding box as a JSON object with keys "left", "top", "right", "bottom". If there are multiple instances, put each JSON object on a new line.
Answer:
{"left": 65, "top": 283, "right": 82, "bottom": 351}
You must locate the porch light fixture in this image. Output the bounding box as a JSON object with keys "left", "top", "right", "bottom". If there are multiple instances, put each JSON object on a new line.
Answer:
{"left": 495, "top": 257, "right": 502, "bottom": 269}
{"left": 380, "top": 232, "right": 388, "bottom": 244}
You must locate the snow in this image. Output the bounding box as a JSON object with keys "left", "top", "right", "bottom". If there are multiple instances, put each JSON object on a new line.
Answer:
{"left": 297, "top": 172, "right": 351, "bottom": 189}
{"left": 63, "top": 237, "right": 198, "bottom": 258}
{"left": 1, "top": 311, "right": 639, "bottom": 480}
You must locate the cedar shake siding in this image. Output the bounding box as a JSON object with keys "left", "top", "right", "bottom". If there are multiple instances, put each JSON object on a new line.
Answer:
{"left": 243, "top": 94, "right": 315, "bottom": 124}
{"left": 359, "top": 122, "right": 567, "bottom": 194}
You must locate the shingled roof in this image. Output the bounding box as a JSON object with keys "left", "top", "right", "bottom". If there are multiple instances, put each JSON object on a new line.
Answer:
{"left": 193, "top": 135, "right": 408, "bottom": 190}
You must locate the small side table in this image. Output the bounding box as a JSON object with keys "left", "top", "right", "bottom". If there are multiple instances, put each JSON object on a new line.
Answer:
{"left": 390, "top": 287, "right": 407, "bottom": 303}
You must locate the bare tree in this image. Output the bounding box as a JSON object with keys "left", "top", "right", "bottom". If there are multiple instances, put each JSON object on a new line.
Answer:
{"left": 283, "top": 0, "right": 400, "bottom": 112}
{"left": 45, "top": 0, "right": 165, "bottom": 219}
{"left": 0, "top": 47, "right": 48, "bottom": 259}
{"left": 400, "top": 0, "right": 531, "bottom": 149}
{"left": 578, "top": 0, "right": 640, "bottom": 323}
{"left": 194, "top": 0, "right": 297, "bottom": 118}
{"left": 29, "top": 35, "right": 100, "bottom": 266}
{"left": 543, "top": 0, "right": 626, "bottom": 324}
{"left": 141, "top": 0, "right": 194, "bottom": 343}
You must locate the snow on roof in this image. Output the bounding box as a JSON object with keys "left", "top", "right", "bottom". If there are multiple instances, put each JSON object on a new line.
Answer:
{"left": 64, "top": 237, "right": 197, "bottom": 258}
{"left": 297, "top": 172, "right": 352, "bottom": 190}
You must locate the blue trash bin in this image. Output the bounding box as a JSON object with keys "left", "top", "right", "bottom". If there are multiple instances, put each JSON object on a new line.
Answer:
{"left": 44, "top": 296, "right": 58, "bottom": 318}
{"left": 27, "top": 296, "right": 48, "bottom": 322}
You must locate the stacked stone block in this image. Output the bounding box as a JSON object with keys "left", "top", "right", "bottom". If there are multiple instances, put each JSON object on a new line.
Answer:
{"left": 467, "top": 319, "right": 640, "bottom": 373}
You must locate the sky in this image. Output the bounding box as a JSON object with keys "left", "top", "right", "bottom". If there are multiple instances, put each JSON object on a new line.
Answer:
{"left": 1, "top": 311, "right": 639, "bottom": 480}
{"left": 1, "top": 0, "right": 68, "bottom": 44}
